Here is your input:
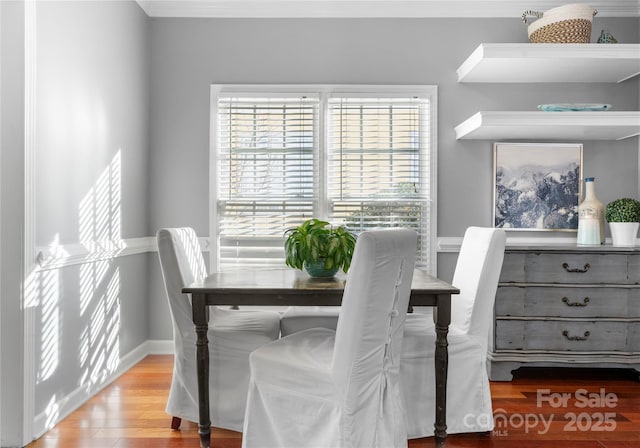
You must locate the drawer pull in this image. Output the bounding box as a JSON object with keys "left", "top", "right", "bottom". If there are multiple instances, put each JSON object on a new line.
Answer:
{"left": 562, "top": 296, "right": 590, "bottom": 307}
{"left": 562, "top": 262, "right": 590, "bottom": 273}
{"left": 562, "top": 330, "right": 590, "bottom": 341}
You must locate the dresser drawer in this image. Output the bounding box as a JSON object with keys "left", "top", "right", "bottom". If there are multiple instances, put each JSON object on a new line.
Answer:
{"left": 495, "top": 319, "right": 628, "bottom": 351}
{"left": 629, "top": 255, "right": 640, "bottom": 284}
{"left": 525, "top": 253, "right": 630, "bottom": 284}
{"left": 630, "top": 322, "right": 640, "bottom": 351}
{"left": 495, "top": 286, "right": 638, "bottom": 318}
{"left": 499, "top": 253, "right": 526, "bottom": 282}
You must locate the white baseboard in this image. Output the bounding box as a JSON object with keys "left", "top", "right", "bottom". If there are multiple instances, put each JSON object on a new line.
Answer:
{"left": 31, "top": 342, "right": 151, "bottom": 440}
{"left": 146, "top": 339, "right": 174, "bottom": 354}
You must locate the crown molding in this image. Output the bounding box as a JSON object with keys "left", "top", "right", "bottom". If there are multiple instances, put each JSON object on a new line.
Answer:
{"left": 136, "top": 0, "right": 640, "bottom": 18}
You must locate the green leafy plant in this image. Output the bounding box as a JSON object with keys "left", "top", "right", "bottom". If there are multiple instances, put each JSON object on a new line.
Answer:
{"left": 605, "top": 198, "right": 640, "bottom": 223}
{"left": 284, "top": 218, "right": 356, "bottom": 273}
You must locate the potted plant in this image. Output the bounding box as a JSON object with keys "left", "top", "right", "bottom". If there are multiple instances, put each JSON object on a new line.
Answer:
{"left": 284, "top": 218, "right": 356, "bottom": 278}
{"left": 605, "top": 197, "right": 640, "bottom": 246}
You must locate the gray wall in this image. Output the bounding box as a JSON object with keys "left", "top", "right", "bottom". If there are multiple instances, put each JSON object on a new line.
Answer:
{"left": 1, "top": 1, "right": 28, "bottom": 445}
{"left": 147, "top": 16, "right": 640, "bottom": 339}
{"left": 31, "top": 0, "right": 150, "bottom": 432}
{"left": 36, "top": 1, "right": 151, "bottom": 245}
{"left": 1, "top": 6, "right": 638, "bottom": 443}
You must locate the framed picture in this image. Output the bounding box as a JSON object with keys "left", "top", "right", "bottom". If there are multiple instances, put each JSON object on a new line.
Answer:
{"left": 493, "top": 142, "right": 583, "bottom": 231}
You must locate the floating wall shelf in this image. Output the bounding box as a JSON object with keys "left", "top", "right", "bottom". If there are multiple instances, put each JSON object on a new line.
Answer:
{"left": 455, "top": 111, "right": 640, "bottom": 141}
{"left": 457, "top": 43, "right": 640, "bottom": 83}
{"left": 455, "top": 44, "right": 640, "bottom": 141}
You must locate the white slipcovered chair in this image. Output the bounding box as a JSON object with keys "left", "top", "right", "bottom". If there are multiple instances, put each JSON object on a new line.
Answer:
{"left": 241, "top": 228, "right": 417, "bottom": 448}
{"left": 400, "top": 226, "right": 506, "bottom": 438}
{"left": 156, "top": 227, "right": 281, "bottom": 432}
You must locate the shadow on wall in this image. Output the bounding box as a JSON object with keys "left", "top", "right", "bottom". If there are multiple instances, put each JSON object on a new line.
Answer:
{"left": 28, "top": 150, "right": 123, "bottom": 431}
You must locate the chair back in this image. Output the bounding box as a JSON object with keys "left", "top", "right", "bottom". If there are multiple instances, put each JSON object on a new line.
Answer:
{"left": 156, "top": 227, "right": 207, "bottom": 347}
{"left": 331, "top": 228, "right": 417, "bottom": 445}
{"left": 451, "top": 227, "right": 506, "bottom": 351}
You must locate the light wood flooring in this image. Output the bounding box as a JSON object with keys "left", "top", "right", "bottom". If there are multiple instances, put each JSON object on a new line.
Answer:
{"left": 26, "top": 355, "right": 640, "bottom": 448}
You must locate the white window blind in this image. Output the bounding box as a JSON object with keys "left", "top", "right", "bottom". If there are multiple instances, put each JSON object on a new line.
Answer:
{"left": 216, "top": 94, "right": 319, "bottom": 268}
{"left": 327, "top": 96, "right": 431, "bottom": 267}
{"left": 212, "top": 86, "right": 436, "bottom": 272}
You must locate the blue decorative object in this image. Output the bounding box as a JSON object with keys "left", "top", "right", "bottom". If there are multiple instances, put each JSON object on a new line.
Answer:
{"left": 538, "top": 103, "right": 611, "bottom": 112}
{"left": 597, "top": 29, "right": 618, "bottom": 44}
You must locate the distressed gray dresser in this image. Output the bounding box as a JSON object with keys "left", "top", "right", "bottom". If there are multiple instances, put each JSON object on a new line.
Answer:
{"left": 489, "top": 245, "right": 640, "bottom": 381}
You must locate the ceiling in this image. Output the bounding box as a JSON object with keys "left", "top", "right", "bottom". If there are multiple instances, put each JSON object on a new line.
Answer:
{"left": 136, "top": 0, "right": 640, "bottom": 18}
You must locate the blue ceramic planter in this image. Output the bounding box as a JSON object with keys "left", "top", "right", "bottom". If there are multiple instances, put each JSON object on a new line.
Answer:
{"left": 303, "top": 260, "right": 339, "bottom": 278}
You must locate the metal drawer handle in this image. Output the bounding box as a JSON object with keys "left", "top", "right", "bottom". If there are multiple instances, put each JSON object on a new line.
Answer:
{"left": 562, "top": 296, "right": 590, "bottom": 307}
{"left": 562, "top": 330, "right": 590, "bottom": 341}
{"left": 562, "top": 262, "right": 590, "bottom": 273}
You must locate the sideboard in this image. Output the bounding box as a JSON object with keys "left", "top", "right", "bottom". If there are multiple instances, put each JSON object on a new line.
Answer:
{"left": 489, "top": 245, "right": 640, "bottom": 381}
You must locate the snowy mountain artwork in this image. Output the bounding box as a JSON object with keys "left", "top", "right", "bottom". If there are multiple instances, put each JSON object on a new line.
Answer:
{"left": 493, "top": 143, "right": 582, "bottom": 230}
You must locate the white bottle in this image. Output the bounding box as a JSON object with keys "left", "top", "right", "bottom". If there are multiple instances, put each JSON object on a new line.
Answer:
{"left": 577, "top": 177, "right": 605, "bottom": 245}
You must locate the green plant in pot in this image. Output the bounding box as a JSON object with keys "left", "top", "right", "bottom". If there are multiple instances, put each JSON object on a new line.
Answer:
{"left": 284, "top": 218, "right": 356, "bottom": 278}
{"left": 605, "top": 197, "right": 640, "bottom": 247}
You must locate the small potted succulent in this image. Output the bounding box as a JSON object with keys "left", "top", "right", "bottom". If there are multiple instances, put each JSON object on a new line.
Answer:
{"left": 605, "top": 198, "right": 640, "bottom": 247}
{"left": 284, "top": 218, "right": 356, "bottom": 278}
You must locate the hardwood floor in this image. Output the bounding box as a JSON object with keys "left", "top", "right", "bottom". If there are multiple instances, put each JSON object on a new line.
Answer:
{"left": 27, "top": 355, "right": 640, "bottom": 448}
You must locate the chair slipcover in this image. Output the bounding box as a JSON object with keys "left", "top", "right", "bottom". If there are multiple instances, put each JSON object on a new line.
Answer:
{"left": 156, "top": 228, "right": 281, "bottom": 432}
{"left": 400, "top": 226, "right": 506, "bottom": 438}
{"left": 242, "top": 228, "right": 417, "bottom": 448}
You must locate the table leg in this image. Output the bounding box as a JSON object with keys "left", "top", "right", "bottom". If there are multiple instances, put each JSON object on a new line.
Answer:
{"left": 192, "top": 293, "right": 211, "bottom": 448}
{"left": 434, "top": 293, "right": 451, "bottom": 446}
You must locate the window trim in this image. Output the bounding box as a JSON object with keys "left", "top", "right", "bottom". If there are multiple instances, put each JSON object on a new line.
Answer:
{"left": 209, "top": 84, "right": 438, "bottom": 274}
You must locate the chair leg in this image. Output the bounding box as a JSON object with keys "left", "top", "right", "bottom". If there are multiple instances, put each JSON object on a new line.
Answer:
{"left": 171, "top": 416, "right": 182, "bottom": 430}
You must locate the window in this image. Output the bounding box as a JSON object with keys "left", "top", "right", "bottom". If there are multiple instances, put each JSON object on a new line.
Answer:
{"left": 210, "top": 85, "right": 437, "bottom": 273}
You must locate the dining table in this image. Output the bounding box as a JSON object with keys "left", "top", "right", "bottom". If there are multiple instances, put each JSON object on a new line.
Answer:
{"left": 183, "top": 267, "right": 459, "bottom": 447}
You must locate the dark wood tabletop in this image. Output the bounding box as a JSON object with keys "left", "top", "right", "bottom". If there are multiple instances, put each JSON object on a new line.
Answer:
{"left": 183, "top": 267, "right": 458, "bottom": 307}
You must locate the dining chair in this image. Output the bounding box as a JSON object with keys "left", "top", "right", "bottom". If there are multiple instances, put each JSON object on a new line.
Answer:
{"left": 156, "top": 227, "right": 281, "bottom": 432}
{"left": 400, "top": 226, "right": 506, "bottom": 438}
{"left": 241, "top": 228, "right": 417, "bottom": 448}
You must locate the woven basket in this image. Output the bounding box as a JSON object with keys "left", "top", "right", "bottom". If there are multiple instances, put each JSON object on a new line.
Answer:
{"left": 522, "top": 4, "right": 597, "bottom": 43}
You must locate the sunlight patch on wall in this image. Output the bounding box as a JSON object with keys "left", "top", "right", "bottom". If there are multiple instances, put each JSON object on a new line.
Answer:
{"left": 79, "top": 260, "right": 108, "bottom": 316}
{"left": 43, "top": 395, "right": 59, "bottom": 431}
{"left": 104, "top": 269, "right": 121, "bottom": 374}
{"left": 78, "top": 150, "right": 121, "bottom": 316}
{"left": 81, "top": 267, "right": 120, "bottom": 389}
{"left": 76, "top": 150, "right": 122, "bottom": 391}
{"left": 25, "top": 256, "right": 61, "bottom": 384}
{"left": 37, "top": 268, "right": 59, "bottom": 382}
